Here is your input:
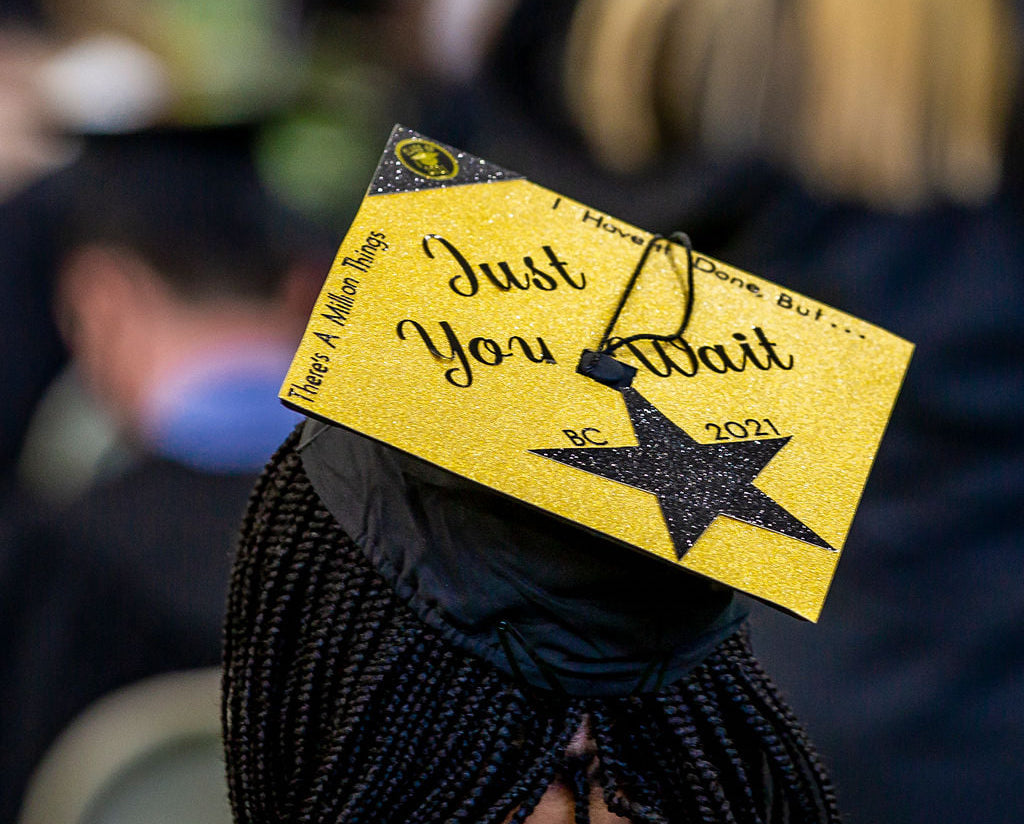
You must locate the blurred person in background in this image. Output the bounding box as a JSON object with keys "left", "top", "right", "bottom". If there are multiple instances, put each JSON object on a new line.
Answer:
{"left": 0, "top": 0, "right": 397, "bottom": 479}
{"left": 0, "top": 128, "right": 332, "bottom": 823}
{"left": 0, "top": 2, "right": 398, "bottom": 820}
{"left": 384, "top": 1, "right": 1023, "bottom": 822}
{"left": 17, "top": 129, "right": 327, "bottom": 499}
{"left": 0, "top": 0, "right": 282, "bottom": 474}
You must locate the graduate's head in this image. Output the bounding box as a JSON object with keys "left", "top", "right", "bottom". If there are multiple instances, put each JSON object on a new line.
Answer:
{"left": 52, "top": 130, "right": 328, "bottom": 434}
{"left": 56, "top": 128, "right": 330, "bottom": 305}
{"left": 222, "top": 423, "right": 840, "bottom": 823}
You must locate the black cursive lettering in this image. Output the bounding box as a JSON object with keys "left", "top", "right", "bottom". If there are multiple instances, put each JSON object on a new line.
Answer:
{"left": 422, "top": 234, "right": 587, "bottom": 297}
{"left": 396, "top": 318, "right": 558, "bottom": 388}
{"left": 614, "top": 326, "right": 794, "bottom": 379}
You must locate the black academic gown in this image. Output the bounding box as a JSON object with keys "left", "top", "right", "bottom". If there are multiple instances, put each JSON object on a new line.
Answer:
{"left": 0, "top": 459, "right": 256, "bottom": 824}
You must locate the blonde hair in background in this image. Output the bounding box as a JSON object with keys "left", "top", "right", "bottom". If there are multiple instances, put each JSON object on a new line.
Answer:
{"left": 564, "top": 0, "right": 1018, "bottom": 210}
{"left": 564, "top": 0, "right": 683, "bottom": 174}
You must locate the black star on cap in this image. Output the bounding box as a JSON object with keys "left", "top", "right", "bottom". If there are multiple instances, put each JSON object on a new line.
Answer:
{"left": 531, "top": 388, "right": 834, "bottom": 559}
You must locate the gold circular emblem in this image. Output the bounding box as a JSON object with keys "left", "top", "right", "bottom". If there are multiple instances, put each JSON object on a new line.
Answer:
{"left": 395, "top": 138, "right": 459, "bottom": 180}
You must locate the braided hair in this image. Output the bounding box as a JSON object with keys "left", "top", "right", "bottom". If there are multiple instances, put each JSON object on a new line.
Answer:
{"left": 223, "top": 427, "right": 841, "bottom": 823}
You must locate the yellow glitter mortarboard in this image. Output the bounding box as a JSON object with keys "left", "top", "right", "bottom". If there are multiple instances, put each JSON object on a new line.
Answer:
{"left": 281, "top": 126, "right": 914, "bottom": 621}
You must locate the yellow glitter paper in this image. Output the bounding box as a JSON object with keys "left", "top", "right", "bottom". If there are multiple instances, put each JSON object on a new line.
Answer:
{"left": 281, "top": 126, "right": 914, "bottom": 620}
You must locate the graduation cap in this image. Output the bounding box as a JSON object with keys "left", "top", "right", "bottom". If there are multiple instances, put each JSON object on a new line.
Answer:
{"left": 281, "top": 125, "right": 913, "bottom": 622}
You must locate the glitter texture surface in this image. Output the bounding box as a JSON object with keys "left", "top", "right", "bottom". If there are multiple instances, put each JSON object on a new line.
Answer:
{"left": 281, "top": 127, "right": 914, "bottom": 620}
{"left": 367, "top": 125, "right": 521, "bottom": 196}
{"left": 532, "top": 387, "right": 833, "bottom": 558}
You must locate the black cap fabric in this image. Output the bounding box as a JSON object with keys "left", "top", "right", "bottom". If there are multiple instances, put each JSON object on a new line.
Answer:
{"left": 298, "top": 418, "right": 747, "bottom": 696}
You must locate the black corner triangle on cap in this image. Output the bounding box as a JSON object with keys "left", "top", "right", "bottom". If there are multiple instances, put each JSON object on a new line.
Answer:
{"left": 367, "top": 124, "right": 524, "bottom": 196}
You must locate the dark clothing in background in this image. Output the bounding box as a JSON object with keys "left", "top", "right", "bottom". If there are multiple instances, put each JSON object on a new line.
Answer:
{"left": 0, "top": 127, "right": 315, "bottom": 823}
{"left": 0, "top": 460, "right": 255, "bottom": 824}
{"left": 0, "top": 175, "right": 69, "bottom": 476}
{"left": 736, "top": 184, "right": 1024, "bottom": 824}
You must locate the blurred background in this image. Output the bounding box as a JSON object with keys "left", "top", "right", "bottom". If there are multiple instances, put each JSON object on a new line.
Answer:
{"left": 0, "top": 1, "right": 1021, "bottom": 822}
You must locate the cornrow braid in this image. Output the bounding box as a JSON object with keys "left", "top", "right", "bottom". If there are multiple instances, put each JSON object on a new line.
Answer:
{"left": 223, "top": 427, "right": 841, "bottom": 823}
